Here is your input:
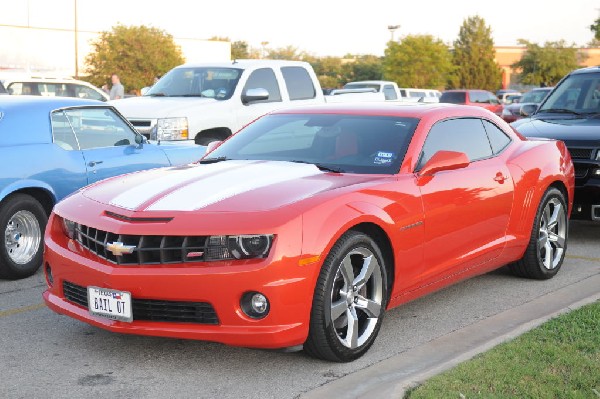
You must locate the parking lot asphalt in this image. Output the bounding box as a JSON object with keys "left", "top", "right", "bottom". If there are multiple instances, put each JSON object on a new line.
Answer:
{"left": 1, "top": 221, "right": 598, "bottom": 399}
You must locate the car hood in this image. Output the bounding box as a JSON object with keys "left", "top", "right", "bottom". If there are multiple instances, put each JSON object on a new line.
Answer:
{"left": 512, "top": 116, "right": 600, "bottom": 147}
{"left": 81, "top": 160, "right": 382, "bottom": 213}
{"left": 110, "top": 96, "right": 219, "bottom": 118}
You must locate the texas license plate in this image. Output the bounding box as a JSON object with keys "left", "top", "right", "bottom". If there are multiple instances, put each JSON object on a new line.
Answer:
{"left": 87, "top": 286, "right": 132, "bottom": 322}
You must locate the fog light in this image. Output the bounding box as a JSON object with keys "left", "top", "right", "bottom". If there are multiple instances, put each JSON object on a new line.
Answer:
{"left": 241, "top": 292, "right": 270, "bottom": 319}
{"left": 45, "top": 263, "right": 53, "bottom": 287}
{"left": 592, "top": 168, "right": 600, "bottom": 176}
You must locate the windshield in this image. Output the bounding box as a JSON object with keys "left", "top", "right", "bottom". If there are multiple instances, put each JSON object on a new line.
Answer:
{"left": 538, "top": 72, "right": 600, "bottom": 114}
{"left": 440, "top": 91, "right": 466, "bottom": 104}
{"left": 146, "top": 67, "right": 242, "bottom": 99}
{"left": 520, "top": 89, "right": 551, "bottom": 104}
{"left": 207, "top": 113, "right": 419, "bottom": 174}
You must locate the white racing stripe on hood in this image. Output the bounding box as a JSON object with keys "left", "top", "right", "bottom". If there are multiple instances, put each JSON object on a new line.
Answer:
{"left": 109, "top": 162, "right": 241, "bottom": 210}
{"left": 146, "top": 161, "right": 321, "bottom": 211}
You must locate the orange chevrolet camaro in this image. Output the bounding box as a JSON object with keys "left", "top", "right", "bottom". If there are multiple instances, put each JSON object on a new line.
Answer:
{"left": 43, "top": 104, "right": 574, "bottom": 362}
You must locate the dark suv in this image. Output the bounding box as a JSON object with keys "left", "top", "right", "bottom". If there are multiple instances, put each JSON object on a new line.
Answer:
{"left": 512, "top": 66, "right": 600, "bottom": 221}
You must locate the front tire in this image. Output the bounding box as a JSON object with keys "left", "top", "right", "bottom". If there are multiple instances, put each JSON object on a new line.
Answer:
{"left": 509, "top": 187, "right": 568, "bottom": 280}
{"left": 0, "top": 194, "right": 47, "bottom": 279}
{"left": 304, "top": 231, "right": 388, "bottom": 362}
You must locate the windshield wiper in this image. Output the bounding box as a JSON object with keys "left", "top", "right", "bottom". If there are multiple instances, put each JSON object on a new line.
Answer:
{"left": 539, "top": 108, "right": 582, "bottom": 116}
{"left": 173, "top": 94, "right": 206, "bottom": 97}
{"left": 289, "top": 160, "right": 344, "bottom": 173}
{"left": 199, "top": 156, "right": 229, "bottom": 164}
{"left": 148, "top": 92, "right": 168, "bottom": 97}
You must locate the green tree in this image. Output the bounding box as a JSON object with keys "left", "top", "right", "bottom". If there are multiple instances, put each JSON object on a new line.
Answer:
{"left": 590, "top": 17, "right": 600, "bottom": 41}
{"left": 452, "top": 15, "right": 502, "bottom": 90}
{"left": 308, "top": 56, "right": 343, "bottom": 88}
{"left": 512, "top": 39, "right": 585, "bottom": 87}
{"left": 85, "top": 25, "right": 184, "bottom": 93}
{"left": 341, "top": 55, "right": 383, "bottom": 84}
{"left": 265, "top": 45, "right": 305, "bottom": 60}
{"left": 383, "top": 35, "right": 454, "bottom": 88}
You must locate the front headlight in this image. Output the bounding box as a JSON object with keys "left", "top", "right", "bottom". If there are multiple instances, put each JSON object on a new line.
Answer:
{"left": 203, "top": 234, "right": 274, "bottom": 261}
{"left": 156, "top": 117, "right": 188, "bottom": 140}
{"left": 596, "top": 150, "right": 600, "bottom": 161}
{"left": 61, "top": 217, "right": 76, "bottom": 239}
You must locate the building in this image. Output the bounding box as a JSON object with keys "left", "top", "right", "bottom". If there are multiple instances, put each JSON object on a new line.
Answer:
{"left": 495, "top": 46, "right": 600, "bottom": 89}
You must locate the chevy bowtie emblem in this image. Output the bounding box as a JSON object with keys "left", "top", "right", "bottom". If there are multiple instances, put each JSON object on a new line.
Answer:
{"left": 106, "top": 242, "right": 136, "bottom": 256}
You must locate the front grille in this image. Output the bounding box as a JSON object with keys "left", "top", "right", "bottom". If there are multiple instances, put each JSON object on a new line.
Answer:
{"left": 128, "top": 119, "right": 155, "bottom": 138}
{"left": 74, "top": 224, "right": 230, "bottom": 265}
{"left": 62, "top": 281, "right": 219, "bottom": 324}
{"left": 574, "top": 166, "right": 588, "bottom": 178}
{"left": 567, "top": 148, "right": 594, "bottom": 159}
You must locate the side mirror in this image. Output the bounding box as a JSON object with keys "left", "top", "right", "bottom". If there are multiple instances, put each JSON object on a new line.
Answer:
{"left": 520, "top": 104, "right": 538, "bottom": 117}
{"left": 419, "top": 150, "right": 470, "bottom": 176}
{"left": 242, "top": 88, "right": 269, "bottom": 104}
{"left": 134, "top": 134, "right": 145, "bottom": 148}
{"left": 205, "top": 140, "right": 223, "bottom": 153}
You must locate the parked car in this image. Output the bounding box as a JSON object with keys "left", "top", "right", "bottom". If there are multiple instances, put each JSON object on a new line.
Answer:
{"left": 0, "top": 96, "right": 205, "bottom": 279}
{"left": 512, "top": 66, "right": 600, "bottom": 221}
{"left": 497, "top": 91, "right": 521, "bottom": 104}
{"left": 1, "top": 75, "right": 109, "bottom": 101}
{"left": 341, "top": 81, "right": 440, "bottom": 102}
{"left": 398, "top": 88, "right": 441, "bottom": 103}
{"left": 440, "top": 90, "right": 503, "bottom": 115}
{"left": 43, "top": 103, "right": 573, "bottom": 362}
{"left": 502, "top": 87, "right": 553, "bottom": 123}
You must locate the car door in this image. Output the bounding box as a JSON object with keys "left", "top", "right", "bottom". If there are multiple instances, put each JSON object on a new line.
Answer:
{"left": 235, "top": 68, "right": 283, "bottom": 131}
{"left": 61, "top": 107, "right": 171, "bottom": 184}
{"left": 415, "top": 117, "right": 514, "bottom": 283}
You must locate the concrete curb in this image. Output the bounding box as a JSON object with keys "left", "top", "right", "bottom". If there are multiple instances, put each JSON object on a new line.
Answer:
{"left": 301, "top": 272, "right": 600, "bottom": 399}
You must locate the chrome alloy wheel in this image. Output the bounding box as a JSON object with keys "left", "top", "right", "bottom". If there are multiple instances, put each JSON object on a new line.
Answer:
{"left": 329, "top": 247, "right": 383, "bottom": 349}
{"left": 4, "top": 210, "right": 41, "bottom": 265}
{"left": 537, "top": 197, "right": 566, "bottom": 270}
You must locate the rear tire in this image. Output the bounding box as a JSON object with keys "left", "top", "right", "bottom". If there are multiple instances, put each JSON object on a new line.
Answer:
{"left": 0, "top": 194, "right": 47, "bottom": 279}
{"left": 509, "top": 187, "right": 567, "bottom": 280}
{"left": 304, "top": 231, "right": 388, "bottom": 362}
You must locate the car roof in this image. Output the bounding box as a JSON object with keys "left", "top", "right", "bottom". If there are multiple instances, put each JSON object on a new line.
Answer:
{"left": 176, "top": 60, "right": 312, "bottom": 69}
{"left": 269, "top": 103, "right": 496, "bottom": 119}
{"left": 570, "top": 66, "right": 600, "bottom": 75}
{"left": 0, "top": 95, "right": 106, "bottom": 114}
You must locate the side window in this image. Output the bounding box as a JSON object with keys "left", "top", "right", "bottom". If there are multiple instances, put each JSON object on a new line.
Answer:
{"left": 63, "top": 108, "right": 138, "bottom": 150}
{"left": 469, "top": 91, "right": 487, "bottom": 103}
{"left": 399, "top": 89, "right": 407, "bottom": 97}
{"left": 487, "top": 92, "right": 500, "bottom": 104}
{"left": 70, "top": 84, "right": 105, "bottom": 101}
{"left": 417, "top": 118, "right": 493, "bottom": 170}
{"left": 281, "top": 67, "right": 316, "bottom": 100}
{"left": 383, "top": 85, "right": 398, "bottom": 100}
{"left": 482, "top": 120, "right": 511, "bottom": 154}
{"left": 51, "top": 111, "right": 79, "bottom": 150}
{"left": 242, "top": 68, "right": 282, "bottom": 103}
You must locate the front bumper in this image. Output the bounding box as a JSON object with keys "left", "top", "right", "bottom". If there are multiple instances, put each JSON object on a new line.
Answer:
{"left": 43, "top": 233, "right": 316, "bottom": 349}
{"left": 572, "top": 165, "right": 600, "bottom": 221}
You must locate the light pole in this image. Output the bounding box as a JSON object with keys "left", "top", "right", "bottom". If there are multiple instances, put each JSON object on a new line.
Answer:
{"left": 387, "top": 25, "right": 400, "bottom": 42}
{"left": 260, "top": 41, "right": 269, "bottom": 59}
{"left": 74, "top": 0, "right": 79, "bottom": 77}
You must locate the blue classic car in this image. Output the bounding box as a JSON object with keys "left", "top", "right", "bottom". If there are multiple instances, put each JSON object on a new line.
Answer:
{"left": 0, "top": 96, "right": 205, "bottom": 279}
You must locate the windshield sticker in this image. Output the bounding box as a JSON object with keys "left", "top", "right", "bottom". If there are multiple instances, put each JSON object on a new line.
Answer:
{"left": 374, "top": 151, "right": 395, "bottom": 165}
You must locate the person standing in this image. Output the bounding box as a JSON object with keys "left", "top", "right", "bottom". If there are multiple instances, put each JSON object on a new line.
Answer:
{"left": 109, "top": 74, "right": 125, "bottom": 100}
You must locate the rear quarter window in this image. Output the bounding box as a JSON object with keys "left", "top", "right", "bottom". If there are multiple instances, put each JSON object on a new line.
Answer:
{"left": 281, "top": 67, "right": 316, "bottom": 101}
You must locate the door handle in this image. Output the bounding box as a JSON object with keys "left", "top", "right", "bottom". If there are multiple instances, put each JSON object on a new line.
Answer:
{"left": 88, "top": 161, "right": 104, "bottom": 167}
{"left": 493, "top": 172, "right": 507, "bottom": 183}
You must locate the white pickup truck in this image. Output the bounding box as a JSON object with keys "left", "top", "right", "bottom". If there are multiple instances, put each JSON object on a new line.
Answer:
{"left": 343, "top": 80, "right": 440, "bottom": 103}
{"left": 111, "top": 60, "right": 383, "bottom": 145}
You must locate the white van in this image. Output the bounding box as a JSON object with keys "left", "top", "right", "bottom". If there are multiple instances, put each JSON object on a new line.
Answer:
{"left": 0, "top": 75, "right": 109, "bottom": 101}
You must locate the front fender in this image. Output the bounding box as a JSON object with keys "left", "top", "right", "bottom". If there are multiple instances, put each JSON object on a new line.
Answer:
{"left": 0, "top": 179, "right": 57, "bottom": 204}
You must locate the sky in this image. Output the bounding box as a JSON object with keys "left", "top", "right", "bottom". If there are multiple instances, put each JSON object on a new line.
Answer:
{"left": 0, "top": 0, "right": 598, "bottom": 72}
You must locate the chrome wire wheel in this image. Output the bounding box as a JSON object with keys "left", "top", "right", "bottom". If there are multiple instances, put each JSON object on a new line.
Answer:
{"left": 4, "top": 210, "right": 41, "bottom": 265}
{"left": 537, "top": 197, "right": 566, "bottom": 270}
{"left": 329, "top": 247, "right": 383, "bottom": 349}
